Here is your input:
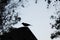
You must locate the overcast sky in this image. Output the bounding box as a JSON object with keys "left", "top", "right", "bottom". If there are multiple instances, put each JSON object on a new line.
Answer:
{"left": 12, "top": 0, "right": 60, "bottom": 40}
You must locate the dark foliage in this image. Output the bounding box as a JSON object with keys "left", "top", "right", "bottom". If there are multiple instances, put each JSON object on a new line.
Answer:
{"left": 51, "top": 31, "right": 60, "bottom": 39}
{"left": 0, "top": 0, "right": 21, "bottom": 34}
{"left": 45, "top": 0, "right": 60, "bottom": 39}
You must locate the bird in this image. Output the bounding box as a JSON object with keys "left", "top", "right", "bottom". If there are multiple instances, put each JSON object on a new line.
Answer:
{"left": 22, "top": 22, "right": 31, "bottom": 27}
{"left": 35, "top": 0, "right": 37, "bottom": 4}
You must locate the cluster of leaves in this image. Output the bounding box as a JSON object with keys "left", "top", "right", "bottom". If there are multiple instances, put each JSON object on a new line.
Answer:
{"left": 50, "top": 11, "right": 60, "bottom": 39}
{"left": 0, "top": 0, "right": 10, "bottom": 33}
{"left": 2, "top": 10, "right": 21, "bottom": 33}
{"left": 45, "top": 0, "right": 60, "bottom": 39}
{"left": 0, "top": 0, "right": 21, "bottom": 35}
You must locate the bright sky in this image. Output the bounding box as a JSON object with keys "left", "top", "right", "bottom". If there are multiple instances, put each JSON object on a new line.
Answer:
{"left": 12, "top": 0, "right": 60, "bottom": 40}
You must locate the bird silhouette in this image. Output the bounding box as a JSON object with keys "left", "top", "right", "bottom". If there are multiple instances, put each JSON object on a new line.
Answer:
{"left": 22, "top": 22, "right": 31, "bottom": 27}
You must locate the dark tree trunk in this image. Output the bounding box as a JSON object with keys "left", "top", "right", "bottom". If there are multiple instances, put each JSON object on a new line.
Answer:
{"left": 0, "top": 27, "right": 37, "bottom": 40}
